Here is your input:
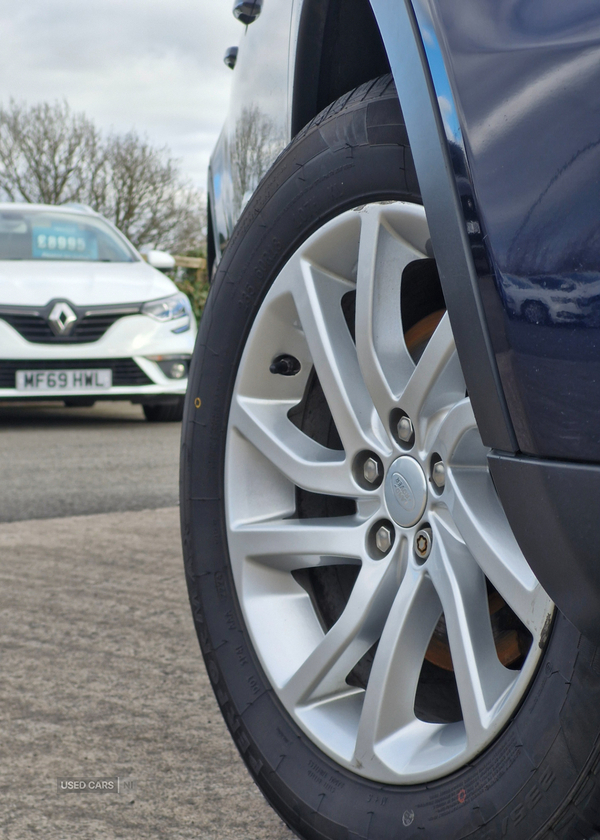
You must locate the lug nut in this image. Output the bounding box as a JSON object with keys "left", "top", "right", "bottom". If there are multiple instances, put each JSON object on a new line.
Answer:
{"left": 363, "top": 457, "right": 380, "bottom": 484}
{"left": 397, "top": 415, "right": 414, "bottom": 443}
{"left": 414, "top": 528, "right": 432, "bottom": 561}
{"left": 355, "top": 452, "right": 383, "bottom": 488}
{"left": 375, "top": 525, "right": 393, "bottom": 554}
{"left": 431, "top": 460, "right": 446, "bottom": 489}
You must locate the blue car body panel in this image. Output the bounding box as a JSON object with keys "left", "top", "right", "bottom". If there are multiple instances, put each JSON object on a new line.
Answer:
{"left": 425, "top": 0, "right": 600, "bottom": 462}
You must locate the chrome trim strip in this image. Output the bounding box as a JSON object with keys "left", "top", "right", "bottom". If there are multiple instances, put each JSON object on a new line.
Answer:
{"left": 0, "top": 302, "right": 143, "bottom": 316}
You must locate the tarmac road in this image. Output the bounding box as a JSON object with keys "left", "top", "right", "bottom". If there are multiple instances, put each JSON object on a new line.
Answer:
{"left": 0, "top": 402, "right": 292, "bottom": 840}
{"left": 0, "top": 401, "right": 181, "bottom": 522}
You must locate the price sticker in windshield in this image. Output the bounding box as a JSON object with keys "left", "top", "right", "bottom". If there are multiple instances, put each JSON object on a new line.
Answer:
{"left": 32, "top": 224, "right": 98, "bottom": 260}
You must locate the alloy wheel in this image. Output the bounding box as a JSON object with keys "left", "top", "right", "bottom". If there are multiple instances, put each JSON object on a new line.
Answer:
{"left": 224, "top": 201, "right": 553, "bottom": 784}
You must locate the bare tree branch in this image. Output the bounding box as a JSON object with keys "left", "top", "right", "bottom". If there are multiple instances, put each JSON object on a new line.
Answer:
{"left": 230, "top": 104, "right": 285, "bottom": 218}
{"left": 0, "top": 100, "right": 205, "bottom": 253}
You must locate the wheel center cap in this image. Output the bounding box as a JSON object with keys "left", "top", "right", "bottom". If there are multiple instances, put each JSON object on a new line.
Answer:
{"left": 384, "top": 456, "right": 427, "bottom": 528}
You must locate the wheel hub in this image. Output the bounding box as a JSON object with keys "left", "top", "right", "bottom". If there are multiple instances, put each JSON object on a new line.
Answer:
{"left": 384, "top": 455, "right": 427, "bottom": 528}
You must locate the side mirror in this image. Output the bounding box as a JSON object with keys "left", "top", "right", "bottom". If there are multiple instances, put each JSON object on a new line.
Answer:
{"left": 233, "top": 0, "right": 262, "bottom": 25}
{"left": 145, "top": 249, "right": 176, "bottom": 272}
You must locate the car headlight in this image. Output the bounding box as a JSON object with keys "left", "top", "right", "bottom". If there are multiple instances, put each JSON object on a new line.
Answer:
{"left": 142, "top": 293, "right": 191, "bottom": 322}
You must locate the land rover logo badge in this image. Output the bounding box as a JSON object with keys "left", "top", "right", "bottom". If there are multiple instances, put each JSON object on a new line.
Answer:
{"left": 48, "top": 302, "right": 77, "bottom": 336}
{"left": 392, "top": 472, "right": 415, "bottom": 511}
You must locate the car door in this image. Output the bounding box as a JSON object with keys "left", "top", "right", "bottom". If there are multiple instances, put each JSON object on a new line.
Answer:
{"left": 208, "top": 0, "right": 295, "bottom": 265}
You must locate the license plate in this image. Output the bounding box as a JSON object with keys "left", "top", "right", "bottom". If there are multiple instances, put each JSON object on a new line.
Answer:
{"left": 16, "top": 369, "right": 112, "bottom": 391}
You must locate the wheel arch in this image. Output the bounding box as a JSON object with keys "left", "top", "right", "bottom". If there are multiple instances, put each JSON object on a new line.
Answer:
{"left": 206, "top": 190, "right": 216, "bottom": 282}
{"left": 291, "top": 0, "right": 391, "bottom": 137}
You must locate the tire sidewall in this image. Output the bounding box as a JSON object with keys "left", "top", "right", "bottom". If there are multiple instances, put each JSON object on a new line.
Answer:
{"left": 181, "top": 83, "right": 600, "bottom": 840}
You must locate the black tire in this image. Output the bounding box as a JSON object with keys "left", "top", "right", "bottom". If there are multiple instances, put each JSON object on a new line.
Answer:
{"left": 143, "top": 398, "right": 184, "bottom": 422}
{"left": 522, "top": 300, "right": 550, "bottom": 326}
{"left": 181, "top": 77, "right": 600, "bottom": 840}
{"left": 63, "top": 398, "right": 96, "bottom": 408}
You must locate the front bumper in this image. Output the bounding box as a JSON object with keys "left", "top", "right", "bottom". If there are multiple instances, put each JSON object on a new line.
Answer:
{"left": 0, "top": 310, "right": 195, "bottom": 402}
{"left": 0, "top": 357, "right": 188, "bottom": 401}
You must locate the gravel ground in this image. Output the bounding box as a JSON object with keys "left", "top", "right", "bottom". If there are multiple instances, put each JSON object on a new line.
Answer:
{"left": 0, "top": 506, "right": 293, "bottom": 840}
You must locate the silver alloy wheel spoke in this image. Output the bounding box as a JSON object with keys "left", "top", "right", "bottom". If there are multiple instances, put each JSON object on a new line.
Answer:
{"left": 230, "top": 397, "right": 356, "bottom": 497}
{"left": 293, "top": 259, "right": 386, "bottom": 456}
{"left": 400, "top": 314, "right": 466, "bottom": 450}
{"left": 428, "top": 513, "right": 516, "bottom": 747}
{"left": 354, "top": 206, "right": 425, "bottom": 420}
{"left": 281, "top": 556, "right": 401, "bottom": 707}
{"left": 225, "top": 201, "right": 554, "bottom": 785}
{"left": 445, "top": 468, "right": 548, "bottom": 634}
{"left": 353, "top": 565, "right": 441, "bottom": 773}
{"left": 429, "top": 398, "right": 549, "bottom": 634}
{"left": 229, "top": 516, "right": 367, "bottom": 570}
{"left": 430, "top": 397, "right": 479, "bottom": 459}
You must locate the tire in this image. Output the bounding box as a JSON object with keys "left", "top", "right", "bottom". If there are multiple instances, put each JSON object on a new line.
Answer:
{"left": 522, "top": 300, "right": 550, "bottom": 326}
{"left": 181, "top": 77, "right": 600, "bottom": 840}
{"left": 142, "top": 398, "right": 184, "bottom": 422}
{"left": 63, "top": 398, "right": 96, "bottom": 408}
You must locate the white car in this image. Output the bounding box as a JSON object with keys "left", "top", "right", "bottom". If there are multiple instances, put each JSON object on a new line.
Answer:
{"left": 501, "top": 273, "right": 582, "bottom": 325}
{"left": 0, "top": 203, "right": 196, "bottom": 421}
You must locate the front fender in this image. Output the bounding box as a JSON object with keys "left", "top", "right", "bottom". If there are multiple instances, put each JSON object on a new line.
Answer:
{"left": 370, "top": 0, "right": 600, "bottom": 642}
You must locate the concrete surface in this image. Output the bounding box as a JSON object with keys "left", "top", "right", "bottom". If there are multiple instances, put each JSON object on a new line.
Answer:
{"left": 0, "top": 402, "right": 181, "bottom": 522}
{"left": 0, "top": 506, "right": 292, "bottom": 839}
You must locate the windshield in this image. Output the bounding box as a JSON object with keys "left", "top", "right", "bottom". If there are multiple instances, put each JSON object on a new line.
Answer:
{"left": 0, "top": 209, "right": 137, "bottom": 262}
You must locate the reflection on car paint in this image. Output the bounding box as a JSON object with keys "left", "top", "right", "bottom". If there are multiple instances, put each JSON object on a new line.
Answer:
{"left": 501, "top": 273, "right": 600, "bottom": 328}
{"left": 208, "top": 0, "right": 293, "bottom": 259}
{"left": 230, "top": 104, "right": 286, "bottom": 219}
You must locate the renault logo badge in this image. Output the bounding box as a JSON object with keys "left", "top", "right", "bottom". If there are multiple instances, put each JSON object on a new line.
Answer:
{"left": 48, "top": 302, "right": 77, "bottom": 336}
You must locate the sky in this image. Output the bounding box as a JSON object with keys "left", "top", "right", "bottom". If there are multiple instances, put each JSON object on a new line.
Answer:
{"left": 0, "top": 0, "right": 242, "bottom": 190}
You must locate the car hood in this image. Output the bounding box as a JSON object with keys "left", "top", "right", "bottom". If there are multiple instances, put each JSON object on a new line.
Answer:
{"left": 0, "top": 260, "right": 177, "bottom": 306}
